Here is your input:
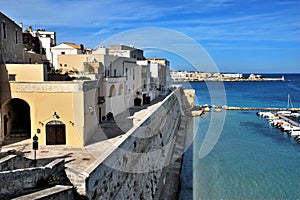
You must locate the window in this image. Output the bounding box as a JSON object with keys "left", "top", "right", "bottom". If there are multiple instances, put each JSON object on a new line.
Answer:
{"left": 114, "top": 69, "right": 117, "bottom": 77}
{"left": 125, "top": 68, "right": 128, "bottom": 80}
{"left": 42, "top": 48, "right": 46, "bottom": 55}
{"left": 9, "top": 74, "right": 16, "bottom": 81}
{"left": 133, "top": 68, "right": 135, "bottom": 80}
{"left": 61, "top": 52, "right": 65, "bottom": 55}
{"left": 2, "top": 22, "right": 6, "bottom": 39}
{"left": 15, "top": 30, "right": 18, "bottom": 44}
{"left": 107, "top": 70, "right": 110, "bottom": 77}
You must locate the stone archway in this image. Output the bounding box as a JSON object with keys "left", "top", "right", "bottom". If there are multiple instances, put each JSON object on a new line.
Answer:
{"left": 46, "top": 120, "right": 66, "bottom": 145}
{"left": 1, "top": 98, "right": 31, "bottom": 139}
{"left": 109, "top": 84, "right": 116, "bottom": 97}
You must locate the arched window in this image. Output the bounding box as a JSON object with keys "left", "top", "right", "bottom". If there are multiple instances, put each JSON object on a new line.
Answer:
{"left": 109, "top": 85, "right": 116, "bottom": 97}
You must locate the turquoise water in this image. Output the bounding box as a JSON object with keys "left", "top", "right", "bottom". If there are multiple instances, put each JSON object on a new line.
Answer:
{"left": 179, "top": 74, "right": 300, "bottom": 200}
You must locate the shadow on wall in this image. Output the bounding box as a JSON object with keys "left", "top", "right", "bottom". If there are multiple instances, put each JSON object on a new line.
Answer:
{"left": 0, "top": 64, "right": 12, "bottom": 145}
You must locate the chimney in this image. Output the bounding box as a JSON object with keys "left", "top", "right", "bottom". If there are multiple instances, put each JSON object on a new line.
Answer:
{"left": 29, "top": 26, "right": 33, "bottom": 32}
{"left": 80, "top": 44, "right": 85, "bottom": 53}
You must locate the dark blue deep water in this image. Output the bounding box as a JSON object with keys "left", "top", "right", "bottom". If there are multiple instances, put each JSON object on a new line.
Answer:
{"left": 179, "top": 74, "right": 300, "bottom": 200}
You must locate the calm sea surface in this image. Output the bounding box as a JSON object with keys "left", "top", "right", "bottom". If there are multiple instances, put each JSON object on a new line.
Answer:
{"left": 179, "top": 74, "right": 300, "bottom": 200}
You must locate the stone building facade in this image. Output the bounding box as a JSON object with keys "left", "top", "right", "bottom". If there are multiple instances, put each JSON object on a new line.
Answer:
{"left": 0, "top": 12, "right": 23, "bottom": 64}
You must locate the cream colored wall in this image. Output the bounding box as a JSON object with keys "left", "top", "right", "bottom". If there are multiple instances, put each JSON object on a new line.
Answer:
{"left": 83, "top": 88, "right": 99, "bottom": 144}
{"left": 0, "top": 64, "right": 46, "bottom": 82}
{"left": 1, "top": 83, "right": 86, "bottom": 146}
{"left": 57, "top": 54, "right": 106, "bottom": 73}
{"left": 57, "top": 54, "right": 87, "bottom": 72}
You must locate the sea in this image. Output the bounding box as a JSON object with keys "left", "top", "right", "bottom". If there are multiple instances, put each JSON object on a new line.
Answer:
{"left": 178, "top": 74, "right": 300, "bottom": 200}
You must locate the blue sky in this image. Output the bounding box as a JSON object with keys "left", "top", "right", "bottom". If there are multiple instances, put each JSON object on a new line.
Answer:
{"left": 0, "top": 0, "right": 299, "bottom": 73}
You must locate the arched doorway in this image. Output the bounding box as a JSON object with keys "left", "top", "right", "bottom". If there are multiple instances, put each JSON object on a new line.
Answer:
{"left": 46, "top": 120, "right": 66, "bottom": 145}
{"left": 1, "top": 98, "right": 31, "bottom": 139}
{"left": 109, "top": 85, "right": 116, "bottom": 97}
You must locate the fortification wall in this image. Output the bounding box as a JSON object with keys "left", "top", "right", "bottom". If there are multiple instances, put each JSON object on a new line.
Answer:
{"left": 82, "top": 86, "right": 193, "bottom": 199}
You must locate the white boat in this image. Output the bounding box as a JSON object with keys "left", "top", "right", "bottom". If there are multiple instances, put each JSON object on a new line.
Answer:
{"left": 269, "top": 119, "right": 282, "bottom": 126}
{"left": 277, "top": 110, "right": 291, "bottom": 117}
{"left": 282, "top": 124, "right": 295, "bottom": 132}
{"left": 291, "top": 112, "right": 300, "bottom": 118}
{"left": 258, "top": 111, "right": 275, "bottom": 118}
{"left": 290, "top": 130, "right": 300, "bottom": 137}
{"left": 278, "top": 121, "right": 290, "bottom": 129}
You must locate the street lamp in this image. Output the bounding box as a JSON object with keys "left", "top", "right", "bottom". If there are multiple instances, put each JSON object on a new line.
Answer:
{"left": 32, "top": 134, "right": 38, "bottom": 167}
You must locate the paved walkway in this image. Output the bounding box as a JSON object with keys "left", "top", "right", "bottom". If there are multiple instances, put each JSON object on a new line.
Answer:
{"left": 0, "top": 95, "right": 168, "bottom": 175}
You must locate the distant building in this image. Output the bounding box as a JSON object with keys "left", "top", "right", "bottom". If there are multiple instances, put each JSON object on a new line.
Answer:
{"left": 0, "top": 12, "right": 23, "bottom": 64}
{"left": 147, "top": 58, "right": 171, "bottom": 97}
{"left": 170, "top": 71, "right": 184, "bottom": 81}
{"left": 23, "top": 27, "right": 56, "bottom": 68}
{"left": 248, "top": 73, "right": 262, "bottom": 80}
{"left": 136, "top": 60, "right": 151, "bottom": 103}
{"left": 222, "top": 73, "right": 243, "bottom": 79}
{"left": 109, "top": 45, "right": 144, "bottom": 60}
{"left": 51, "top": 42, "right": 91, "bottom": 69}
{"left": 57, "top": 50, "right": 146, "bottom": 116}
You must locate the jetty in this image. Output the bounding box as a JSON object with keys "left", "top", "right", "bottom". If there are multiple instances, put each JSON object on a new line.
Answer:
{"left": 222, "top": 106, "right": 300, "bottom": 111}
{"left": 197, "top": 105, "right": 300, "bottom": 111}
{"left": 278, "top": 114, "right": 300, "bottom": 127}
{"left": 257, "top": 111, "right": 300, "bottom": 143}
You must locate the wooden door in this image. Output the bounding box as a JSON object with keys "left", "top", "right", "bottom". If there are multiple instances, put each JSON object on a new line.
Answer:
{"left": 46, "top": 124, "right": 66, "bottom": 145}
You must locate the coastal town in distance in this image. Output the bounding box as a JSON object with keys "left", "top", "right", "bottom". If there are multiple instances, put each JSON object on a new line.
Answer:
{"left": 170, "top": 71, "right": 284, "bottom": 82}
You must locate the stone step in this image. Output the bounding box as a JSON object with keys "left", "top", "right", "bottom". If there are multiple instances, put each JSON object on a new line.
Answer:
{"left": 12, "top": 185, "right": 74, "bottom": 200}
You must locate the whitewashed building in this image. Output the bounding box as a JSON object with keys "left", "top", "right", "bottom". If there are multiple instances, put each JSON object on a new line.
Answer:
{"left": 148, "top": 58, "right": 171, "bottom": 99}
{"left": 51, "top": 42, "right": 91, "bottom": 69}
{"left": 23, "top": 27, "right": 56, "bottom": 67}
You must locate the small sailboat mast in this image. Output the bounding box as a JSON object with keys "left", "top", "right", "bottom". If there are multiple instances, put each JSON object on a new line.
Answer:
{"left": 287, "top": 94, "right": 294, "bottom": 110}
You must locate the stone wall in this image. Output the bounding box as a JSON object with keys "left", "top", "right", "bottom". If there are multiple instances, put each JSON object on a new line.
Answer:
{"left": 81, "top": 87, "right": 192, "bottom": 199}
{"left": 0, "top": 12, "right": 24, "bottom": 64}
{"left": 0, "top": 154, "right": 30, "bottom": 171}
{"left": 12, "top": 185, "right": 74, "bottom": 200}
{"left": 0, "top": 159, "right": 67, "bottom": 199}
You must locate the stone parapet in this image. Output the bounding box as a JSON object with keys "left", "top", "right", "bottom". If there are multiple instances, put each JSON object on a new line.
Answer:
{"left": 0, "top": 159, "right": 67, "bottom": 199}
{"left": 79, "top": 86, "right": 194, "bottom": 199}
{"left": 9, "top": 80, "right": 98, "bottom": 93}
